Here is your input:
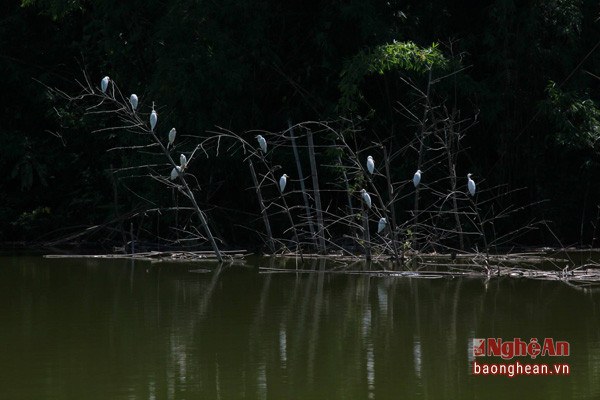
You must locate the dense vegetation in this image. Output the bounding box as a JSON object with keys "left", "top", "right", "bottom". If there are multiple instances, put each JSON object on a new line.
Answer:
{"left": 2, "top": 0, "right": 600, "bottom": 249}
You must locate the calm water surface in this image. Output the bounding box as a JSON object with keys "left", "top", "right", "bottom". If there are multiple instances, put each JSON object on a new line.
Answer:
{"left": 1, "top": 256, "right": 599, "bottom": 399}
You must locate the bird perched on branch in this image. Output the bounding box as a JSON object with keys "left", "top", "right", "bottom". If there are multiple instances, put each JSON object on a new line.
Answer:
{"left": 367, "top": 156, "right": 375, "bottom": 174}
{"left": 280, "top": 174, "right": 289, "bottom": 192}
{"left": 413, "top": 169, "right": 422, "bottom": 188}
{"left": 467, "top": 173, "right": 476, "bottom": 196}
{"left": 361, "top": 189, "right": 372, "bottom": 209}
{"left": 256, "top": 135, "right": 267, "bottom": 153}
{"left": 168, "top": 128, "right": 176, "bottom": 149}
{"left": 170, "top": 166, "right": 182, "bottom": 181}
{"left": 150, "top": 109, "right": 158, "bottom": 131}
{"left": 378, "top": 218, "right": 387, "bottom": 233}
{"left": 129, "top": 94, "right": 138, "bottom": 110}
{"left": 101, "top": 76, "right": 109, "bottom": 93}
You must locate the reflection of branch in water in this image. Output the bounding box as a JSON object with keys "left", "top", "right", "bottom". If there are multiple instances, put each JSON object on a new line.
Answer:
{"left": 288, "top": 259, "right": 317, "bottom": 381}
{"left": 360, "top": 275, "right": 375, "bottom": 399}
{"left": 306, "top": 259, "right": 326, "bottom": 385}
{"left": 448, "top": 277, "right": 463, "bottom": 359}
{"left": 247, "top": 273, "right": 273, "bottom": 372}
{"left": 198, "top": 264, "right": 224, "bottom": 318}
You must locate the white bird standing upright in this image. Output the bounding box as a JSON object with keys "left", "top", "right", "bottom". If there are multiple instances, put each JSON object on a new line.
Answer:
{"left": 413, "top": 169, "right": 422, "bottom": 188}
{"left": 129, "top": 94, "right": 138, "bottom": 110}
{"left": 378, "top": 217, "right": 387, "bottom": 233}
{"left": 256, "top": 135, "right": 267, "bottom": 153}
{"left": 101, "top": 76, "right": 109, "bottom": 93}
{"left": 280, "top": 174, "right": 289, "bottom": 192}
{"left": 170, "top": 166, "right": 181, "bottom": 181}
{"left": 168, "top": 128, "right": 176, "bottom": 149}
{"left": 180, "top": 154, "right": 187, "bottom": 169}
{"left": 367, "top": 156, "right": 375, "bottom": 174}
{"left": 467, "top": 173, "right": 476, "bottom": 196}
{"left": 150, "top": 109, "right": 158, "bottom": 131}
{"left": 361, "top": 189, "right": 372, "bottom": 209}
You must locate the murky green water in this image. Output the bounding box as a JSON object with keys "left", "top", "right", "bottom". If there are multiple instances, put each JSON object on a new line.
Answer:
{"left": 1, "top": 256, "right": 599, "bottom": 399}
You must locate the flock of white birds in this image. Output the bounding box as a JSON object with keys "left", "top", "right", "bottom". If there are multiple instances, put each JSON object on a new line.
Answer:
{"left": 101, "top": 76, "right": 188, "bottom": 182}
{"left": 254, "top": 135, "right": 478, "bottom": 235}
{"left": 101, "top": 75, "right": 478, "bottom": 236}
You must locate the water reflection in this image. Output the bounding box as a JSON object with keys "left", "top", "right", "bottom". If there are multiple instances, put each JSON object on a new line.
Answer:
{"left": 0, "top": 256, "right": 599, "bottom": 399}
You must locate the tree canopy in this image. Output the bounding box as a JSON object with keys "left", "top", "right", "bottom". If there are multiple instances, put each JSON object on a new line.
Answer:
{"left": 2, "top": 0, "right": 600, "bottom": 248}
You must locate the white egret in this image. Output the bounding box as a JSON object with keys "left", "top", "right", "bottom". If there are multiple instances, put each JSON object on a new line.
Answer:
{"left": 101, "top": 76, "right": 109, "bottom": 93}
{"left": 129, "top": 94, "right": 138, "bottom": 110}
{"left": 280, "top": 174, "right": 289, "bottom": 192}
{"left": 150, "top": 109, "right": 158, "bottom": 131}
{"left": 170, "top": 166, "right": 181, "bottom": 181}
{"left": 361, "top": 189, "right": 372, "bottom": 209}
{"left": 256, "top": 135, "right": 267, "bottom": 153}
{"left": 180, "top": 154, "right": 187, "bottom": 169}
{"left": 467, "top": 173, "right": 476, "bottom": 196}
{"left": 413, "top": 169, "right": 422, "bottom": 188}
{"left": 168, "top": 128, "right": 176, "bottom": 149}
{"left": 367, "top": 155, "right": 375, "bottom": 174}
{"left": 378, "top": 217, "right": 387, "bottom": 233}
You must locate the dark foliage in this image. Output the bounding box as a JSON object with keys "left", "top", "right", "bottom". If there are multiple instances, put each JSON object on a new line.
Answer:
{"left": 2, "top": 0, "right": 600, "bottom": 247}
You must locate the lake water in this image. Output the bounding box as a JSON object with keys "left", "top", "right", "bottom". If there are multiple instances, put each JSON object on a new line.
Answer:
{"left": 1, "top": 255, "right": 599, "bottom": 399}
